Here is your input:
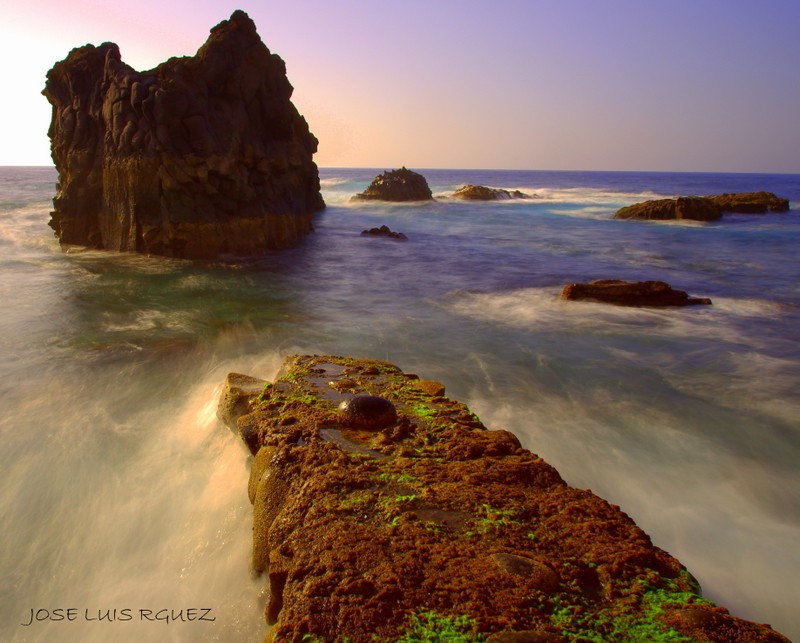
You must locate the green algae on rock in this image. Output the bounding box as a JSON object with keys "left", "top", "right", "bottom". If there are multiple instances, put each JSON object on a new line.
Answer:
{"left": 218, "top": 355, "right": 789, "bottom": 642}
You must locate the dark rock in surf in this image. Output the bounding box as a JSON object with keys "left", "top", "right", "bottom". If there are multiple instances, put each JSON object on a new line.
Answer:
{"left": 615, "top": 197, "right": 721, "bottom": 221}
{"left": 360, "top": 224, "right": 407, "bottom": 240}
{"left": 561, "top": 279, "right": 712, "bottom": 307}
{"left": 452, "top": 184, "right": 533, "bottom": 200}
{"left": 711, "top": 191, "right": 790, "bottom": 214}
{"left": 42, "top": 10, "right": 325, "bottom": 259}
{"left": 353, "top": 167, "right": 433, "bottom": 202}
{"left": 615, "top": 192, "right": 790, "bottom": 221}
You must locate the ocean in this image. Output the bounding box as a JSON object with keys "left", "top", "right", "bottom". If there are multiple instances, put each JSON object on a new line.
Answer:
{"left": 1, "top": 166, "right": 798, "bottom": 641}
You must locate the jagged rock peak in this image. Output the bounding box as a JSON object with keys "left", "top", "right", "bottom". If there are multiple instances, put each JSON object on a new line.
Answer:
{"left": 43, "top": 10, "right": 324, "bottom": 260}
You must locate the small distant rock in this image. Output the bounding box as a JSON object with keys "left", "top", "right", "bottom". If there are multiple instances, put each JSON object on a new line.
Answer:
{"left": 452, "top": 184, "right": 533, "bottom": 201}
{"left": 353, "top": 167, "right": 433, "bottom": 202}
{"left": 561, "top": 279, "right": 712, "bottom": 307}
{"left": 360, "top": 224, "right": 407, "bottom": 240}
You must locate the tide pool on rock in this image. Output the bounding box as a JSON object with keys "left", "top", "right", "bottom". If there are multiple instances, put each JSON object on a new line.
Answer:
{"left": 0, "top": 166, "right": 798, "bottom": 641}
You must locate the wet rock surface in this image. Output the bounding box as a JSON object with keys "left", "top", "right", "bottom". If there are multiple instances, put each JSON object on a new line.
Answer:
{"left": 452, "top": 184, "right": 534, "bottom": 200}
{"left": 562, "top": 279, "right": 713, "bottom": 307}
{"left": 353, "top": 167, "right": 433, "bottom": 202}
{"left": 218, "top": 354, "right": 787, "bottom": 642}
{"left": 43, "top": 10, "right": 324, "bottom": 259}
{"left": 615, "top": 192, "right": 790, "bottom": 221}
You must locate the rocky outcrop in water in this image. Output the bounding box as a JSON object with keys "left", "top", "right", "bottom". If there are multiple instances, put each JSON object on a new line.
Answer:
{"left": 562, "top": 279, "right": 712, "bottom": 307}
{"left": 711, "top": 191, "right": 790, "bottom": 213}
{"left": 615, "top": 192, "right": 789, "bottom": 221}
{"left": 360, "top": 224, "right": 407, "bottom": 240}
{"left": 217, "top": 355, "right": 786, "bottom": 642}
{"left": 452, "top": 184, "right": 533, "bottom": 200}
{"left": 353, "top": 167, "right": 433, "bottom": 202}
{"left": 615, "top": 197, "right": 721, "bottom": 221}
{"left": 42, "top": 10, "right": 324, "bottom": 259}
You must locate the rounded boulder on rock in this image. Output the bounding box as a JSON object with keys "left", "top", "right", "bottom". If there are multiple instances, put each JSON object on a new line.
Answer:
{"left": 338, "top": 395, "right": 397, "bottom": 430}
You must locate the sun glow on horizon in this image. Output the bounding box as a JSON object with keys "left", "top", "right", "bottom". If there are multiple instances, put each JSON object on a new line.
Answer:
{"left": 2, "top": 0, "right": 798, "bottom": 172}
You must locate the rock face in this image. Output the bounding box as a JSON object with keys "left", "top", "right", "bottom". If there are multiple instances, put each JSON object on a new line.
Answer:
{"left": 218, "top": 354, "right": 787, "bottom": 642}
{"left": 562, "top": 279, "right": 712, "bottom": 307}
{"left": 42, "top": 10, "right": 325, "bottom": 259}
{"left": 353, "top": 167, "right": 433, "bottom": 202}
{"left": 452, "top": 184, "right": 532, "bottom": 200}
{"left": 615, "top": 192, "right": 789, "bottom": 221}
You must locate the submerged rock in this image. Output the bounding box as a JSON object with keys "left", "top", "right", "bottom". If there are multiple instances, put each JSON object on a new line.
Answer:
{"left": 219, "top": 354, "right": 787, "bottom": 642}
{"left": 360, "top": 224, "right": 408, "bottom": 240}
{"left": 43, "top": 10, "right": 325, "bottom": 259}
{"left": 353, "top": 167, "right": 433, "bottom": 202}
{"left": 615, "top": 192, "right": 790, "bottom": 221}
{"left": 452, "top": 184, "right": 533, "bottom": 200}
{"left": 562, "top": 279, "right": 712, "bottom": 307}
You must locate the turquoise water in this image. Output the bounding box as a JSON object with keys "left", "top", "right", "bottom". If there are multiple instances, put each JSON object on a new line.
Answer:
{"left": 1, "top": 166, "right": 799, "bottom": 640}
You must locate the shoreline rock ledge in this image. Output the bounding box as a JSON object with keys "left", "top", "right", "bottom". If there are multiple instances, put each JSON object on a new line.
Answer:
{"left": 42, "top": 10, "right": 325, "bottom": 259}
{"left": 217, "top": 354, "right": 787, "bottom": 642}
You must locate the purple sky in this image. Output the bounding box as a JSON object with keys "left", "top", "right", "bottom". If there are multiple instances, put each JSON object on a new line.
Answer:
{"left": 3, "top": 0, "right": 798, "bottom": 171}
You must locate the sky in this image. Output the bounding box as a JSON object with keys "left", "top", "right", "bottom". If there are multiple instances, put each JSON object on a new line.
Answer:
{"left": 1, "top": 0, "right": 798, "bottom": 172}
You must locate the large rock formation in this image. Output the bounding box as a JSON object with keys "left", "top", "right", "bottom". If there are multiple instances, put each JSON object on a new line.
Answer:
{"left": 452, "top": 184, "right": 533, "bottom": 200}
{"left": 562, "top": 279, "right": 712, "bottom": 307}
{"left": 615, "top": 192, "right": 790, "bottom": 222}
{"left": 217, "top": 355, "right": 787, "bottom": 642}
{"left": 353, "top": 167, "right": 433, "bottom": 202}
{"left": 42, "top": 10, "right": 325, "bottom": 259}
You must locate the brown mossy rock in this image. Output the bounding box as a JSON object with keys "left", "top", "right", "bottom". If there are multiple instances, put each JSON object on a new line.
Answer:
{"left": 614, "top": 197, "right": 721, "bottom": 221}
{"left": 353, "top": 167, "right": 433, "bottom": 202}
{"left": 42, "top": 10, "right": 325, "bottom": 259}
{"left": 217, "top": 372, "right": 268, "bottom": 430}
{"left": 452, "top": 184, "right": 533, "bottom": 200}
{"left": 712, "top": 191, "right": 790, "bottom": 213}
{"left": 562, "top": 279, "right": 712, "bottom": 307}
{"left": 615, "top": 192, "right": 790, "bottom": 221}
{"left": 219, "top": 354, "right": 787, "bottom": 642}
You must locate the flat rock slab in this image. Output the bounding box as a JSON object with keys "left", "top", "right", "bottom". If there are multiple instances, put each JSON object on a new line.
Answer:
{"left": 219, "top": 354, "right": 787, "bottom": 642}
{"left": 615, "top": 192, "right": 789, "bottom": 221}
{"left": 562, "top": 279, "right": 712, "bottom": 307}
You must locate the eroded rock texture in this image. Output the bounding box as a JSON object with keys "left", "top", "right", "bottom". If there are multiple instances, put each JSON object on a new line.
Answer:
{"left": 43, "top": 10, "right": 324, "bottom": 259}
{"left": 218, "top": 355, "right": 787, "bottom": 642}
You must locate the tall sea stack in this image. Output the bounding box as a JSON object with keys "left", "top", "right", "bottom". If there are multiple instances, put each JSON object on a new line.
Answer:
{"left": 42, "top": 10, "right": 325, "bottom": 259}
